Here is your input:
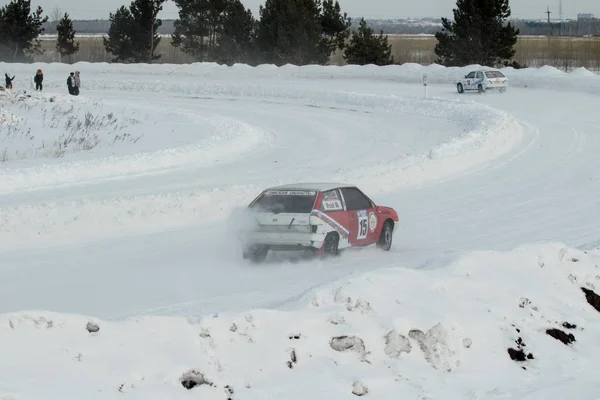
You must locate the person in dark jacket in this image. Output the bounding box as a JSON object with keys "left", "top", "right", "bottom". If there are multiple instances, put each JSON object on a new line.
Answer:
{"left": 67, "top": 72, "right": 75, "bottom": 95}
{"left": 34, "top": 69, "right": 43, "bottom": 91}
{"left": 5, "top": 73, "right": 14, "bottom": 89}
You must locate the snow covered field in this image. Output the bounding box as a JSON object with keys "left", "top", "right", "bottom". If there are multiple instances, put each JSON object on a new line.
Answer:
{"left": 1, "top": 61, "right": 600, "bottom": 398}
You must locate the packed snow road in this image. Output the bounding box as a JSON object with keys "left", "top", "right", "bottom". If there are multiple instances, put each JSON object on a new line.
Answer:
{"left": 0, "top": 64, "right": 599, "bottom": 320}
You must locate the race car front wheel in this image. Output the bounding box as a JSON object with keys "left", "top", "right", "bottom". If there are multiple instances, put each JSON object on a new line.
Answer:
{"left": 377, "top": 221, "right": 394, "bottom": 251}
{"left": 457, "top": 83, "right": 464, "bottom": 93}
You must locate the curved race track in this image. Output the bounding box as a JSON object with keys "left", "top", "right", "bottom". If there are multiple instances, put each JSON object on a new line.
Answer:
{"left": 1, "top": 69, "right": 599, "bottom": 319}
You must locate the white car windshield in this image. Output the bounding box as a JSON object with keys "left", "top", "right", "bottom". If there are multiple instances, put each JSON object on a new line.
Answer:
{"left": 485, "top": 71, "right": 505, "bottom": 78}
{"left": 251, "top": 190, "right": 317, "bottom": 213}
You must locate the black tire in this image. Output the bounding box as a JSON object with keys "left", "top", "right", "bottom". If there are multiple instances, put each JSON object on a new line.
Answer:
{"left": 376, "top": 221, "right": 394, "bottom": 251}
{"left": 244, "top": 246, "right": 269, "bottom": 264}
{"left": 478, "top": 84, "right": 484, "bottom": 94}
{"left": 323, "top": 232, "right": 339, "bottom": 257}
{"left": 457, "top": 83, "right": 464, "bottom": 93}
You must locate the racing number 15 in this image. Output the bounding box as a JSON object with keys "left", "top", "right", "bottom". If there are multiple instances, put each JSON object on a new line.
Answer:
{"left": 357, "top": 215, "right": 368, "bottom": 240}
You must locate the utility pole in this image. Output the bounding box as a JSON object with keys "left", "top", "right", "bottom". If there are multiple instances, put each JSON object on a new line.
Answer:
{"left": 546, "top": 6, "right": 552, "bottom": 37}
{"left": 559, "top": 0, "right": 563, "bottom": 35}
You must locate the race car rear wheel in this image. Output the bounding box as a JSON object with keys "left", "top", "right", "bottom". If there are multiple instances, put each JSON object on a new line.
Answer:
{"left": 376, "top": 220, "right": 394, "bottom": 251}
{"left": 244, "top": 246, "right": 269, "bottom": 263}
{"left": 457, "top": 83, "right": 464, "bottom": 93}
{"left": 323, "top": 232, "right": 339, "bottom": 256}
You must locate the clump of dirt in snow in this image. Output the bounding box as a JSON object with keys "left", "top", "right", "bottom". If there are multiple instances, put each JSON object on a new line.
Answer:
{"left": 346, "top": 298, "right": 372, "bottom": 314}
{"left": 352, "top": 380, "right": 368, "bottom": 396}
{"left": 86, "top": 321, "right": 100, "bottom": 333}
{"left": 581, "top": 287, "right": 600, "bottom": 313}
{"left": 286, "top": 349, "right": 298, "bottom": 369}
{"left": 408, "top": 323, "right": 458, "bottom": 371}
{"left": 562, "top": 321, "right": 577, "bottom": 329}
{"left": 507, "top": 328, "right": 534, "bottom": 367}
{"left": 546, "top": 328, "right": 576, "bottom": 345}
{"left": 180, "top": 369, "right": 213, "bottom": 390}
{"left": 383, "top": 329, "right": 411, "bottom": 358}
{"left": 330, "top": 335, "right": 366, "bottom": 358}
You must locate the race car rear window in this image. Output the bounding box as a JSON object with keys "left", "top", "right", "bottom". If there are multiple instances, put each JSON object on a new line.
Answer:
{"left": 251, "top": 190, "right": 317, "bottom": 213}
{"left": 484, "top": 71, "right": 505, "bottom": 78}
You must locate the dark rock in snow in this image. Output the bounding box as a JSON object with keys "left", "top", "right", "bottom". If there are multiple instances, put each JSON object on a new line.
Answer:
{"left": 581, "top": 287, "right": 600, "bottom": 313}
{"left": 180, "top": 370, "right": 213, "bottom": 390}
{"left": 546, "top": 328, "right": 576, "bottom": 345}
{"left": 85, "top": 322, "right": 100, "bottom": 333}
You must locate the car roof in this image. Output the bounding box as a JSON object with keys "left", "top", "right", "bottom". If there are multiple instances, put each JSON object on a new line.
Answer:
{"left": 265, "top": 182, "right": 355, "bottom": 192}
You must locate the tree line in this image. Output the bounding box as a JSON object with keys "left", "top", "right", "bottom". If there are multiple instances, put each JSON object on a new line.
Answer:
{"left": 103, "top": 0, "right": 394, "bottom": 66}
{"left": 0, "top": 0, "right": 521, "bottom": 69}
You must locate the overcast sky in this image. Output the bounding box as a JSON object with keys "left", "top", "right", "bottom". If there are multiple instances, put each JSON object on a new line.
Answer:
{"left": 4, "top": 0, "right": 600, "bottom": 21}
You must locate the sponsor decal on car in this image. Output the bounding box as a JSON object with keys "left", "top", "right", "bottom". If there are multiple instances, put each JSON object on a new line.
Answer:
{"left": 322, "top": 199, "right": 342, "bottom": 210}
{"left": 368, "top": 211, "right": 377, "bottom": 232}
{"left": 310, "top": 209, "right": 349, "bottom": 238}
{"left": 265, "top": 190, "right": 316, "bottom": 196}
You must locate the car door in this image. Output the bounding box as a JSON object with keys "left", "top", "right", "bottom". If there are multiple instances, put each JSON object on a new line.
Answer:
{"left": 318, "top": 188, "right": 350, "bottom": 240}
{"left": 475, "top": 71, "right": 484, "bottom": 87}
{"left": 340, "top": 187, "right": 378, "bottom": 246}
{"left": 464, "top": 71, "right": 476, "bottom": 89}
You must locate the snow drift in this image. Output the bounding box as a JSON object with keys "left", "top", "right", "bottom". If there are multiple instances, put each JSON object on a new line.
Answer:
{"left": 1, "top": 243, "right": 599, "bottom": 399}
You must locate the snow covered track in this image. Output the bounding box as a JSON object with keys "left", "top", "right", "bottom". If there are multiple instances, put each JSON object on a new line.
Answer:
{"left": 2, "top": 61, "right": 600, "bottom": 398}
{"left": 0, "top": 72, "right": 525, "bottom": 250}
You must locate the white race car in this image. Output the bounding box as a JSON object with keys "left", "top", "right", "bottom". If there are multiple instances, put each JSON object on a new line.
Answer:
{"left": 456, "top": 69, "right": 508, "bottom": 94}
{"left": 238, "top": 183, "right": 400, "bottom": 263}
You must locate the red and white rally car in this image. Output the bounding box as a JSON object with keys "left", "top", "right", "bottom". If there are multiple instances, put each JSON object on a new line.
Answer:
{"left": 239, "top": 183, "right": 399, "bottom": 263}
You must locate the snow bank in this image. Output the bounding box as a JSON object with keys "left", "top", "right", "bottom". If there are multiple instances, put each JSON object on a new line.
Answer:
{"left": 0, "top": 92, "right": 145, "bottom": 163}
{"left": 2, "top": 243, "right": 600, "bottom": 399}
{"left": 0, "top": 91, "right": 271, "bottom": 192}
{"left": 2, "top": 61, "right": 599, "bottom": 94}
{"left": 0, "top": 185, "right": 255, "bottom": 252}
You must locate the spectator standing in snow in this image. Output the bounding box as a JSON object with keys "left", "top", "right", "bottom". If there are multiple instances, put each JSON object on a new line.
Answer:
{"left": 74, "top": 71, "right": 81, "bottom": 95}
{"left": 5, "top": 73, "right": 14, "bottom": 89}
{"left": 34, "top": 69, "right": 43, "bottom": 91}
{"left": 67, "top": 72, "right": 76, "bottom": 95}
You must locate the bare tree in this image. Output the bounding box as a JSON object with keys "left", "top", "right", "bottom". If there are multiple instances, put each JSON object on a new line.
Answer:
{"left": 51, "top": 6, "right": 62, "bottom": 22}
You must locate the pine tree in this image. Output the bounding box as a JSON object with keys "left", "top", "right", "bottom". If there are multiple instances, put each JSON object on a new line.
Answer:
{"left": 320, "top": 0, "right": 351, "bottom": 57}
{"left": 217, "top": 0, "right": 257, "bottom": 65}
{"left": 55, "top": 13, "right": 79, "bottom": 62}
{"left": 172, "top": 0, "right": 255, "bottom": 64}
{"left": 343, "top": 18, "right": 394, "bottom": 65}
{"left": 129, "top": 0, "right": 166, "bottom": 63}
{"left": 103, "top": 6, "right": 135, "bottom": 63}
{"left": 434, "top": 0, "right": 519, "bottom": 67}
{"left": 256, "top": 0, "right": 350, "bottom": 66}
{"left": 0, "top": 0, "right": 48, "bottom": 61}
{"left": 104, "top": 0, "right": 165, "bottom": 63}
{"left": 172, "top": 0, "right": 213, "bottom": 61}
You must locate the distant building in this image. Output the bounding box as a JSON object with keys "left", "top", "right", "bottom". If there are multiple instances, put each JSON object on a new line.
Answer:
{"left": 577, "top": 13, "right": 594, "bottom": 20}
